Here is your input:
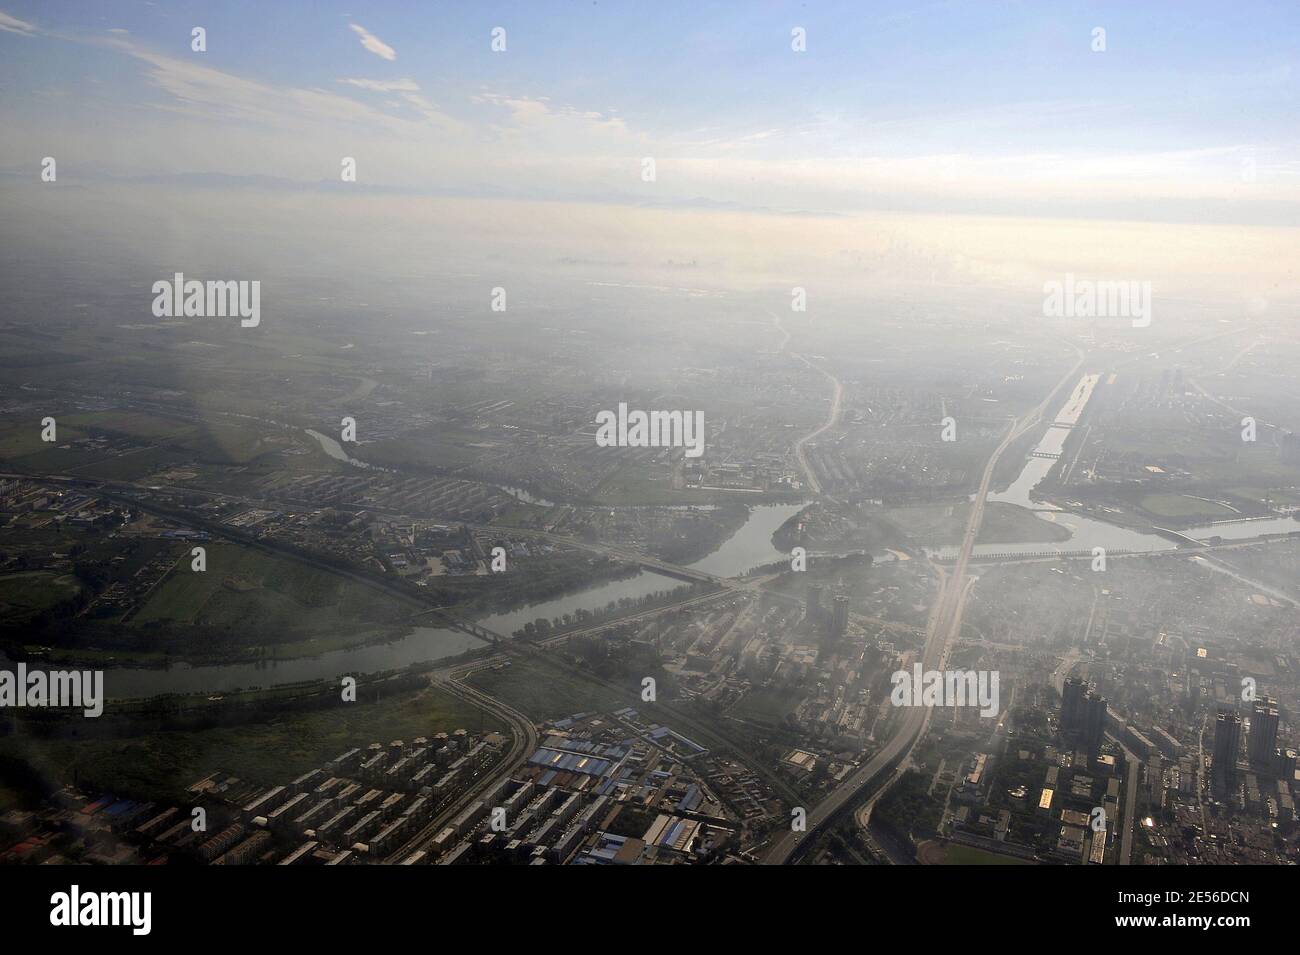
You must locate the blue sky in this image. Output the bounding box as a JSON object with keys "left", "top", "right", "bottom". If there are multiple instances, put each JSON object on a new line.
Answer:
{"left": 1, "top": 1, "right": 1297, "bottom": 218}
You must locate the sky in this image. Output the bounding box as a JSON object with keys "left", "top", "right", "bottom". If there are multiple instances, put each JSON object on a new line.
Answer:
{"left": 2, "top": 1, "right": 1297, "bottom": 217}
{"left": 0, "top": 1, "right": 1297, "bottom": 309}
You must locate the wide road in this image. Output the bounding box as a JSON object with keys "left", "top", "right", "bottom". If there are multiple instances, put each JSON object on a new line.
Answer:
{"left": 791, "top": 353, "right": 843, "bottom": 496}
{"left": 1119, "top": 748, "right": 1140, "bottom": 865}
{"left": 762, "top": 349, "right": 1085, "bottom": 864}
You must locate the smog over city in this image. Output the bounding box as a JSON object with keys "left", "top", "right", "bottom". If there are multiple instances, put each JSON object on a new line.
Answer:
{"left": 0, "top": 0, "right": 1295, "bottom": 932}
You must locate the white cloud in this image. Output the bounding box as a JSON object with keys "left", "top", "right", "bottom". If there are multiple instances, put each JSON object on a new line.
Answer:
{"left": 348, "top": 23, "right": 395, "bottom": 61}
{"left": 8, "top": 21, "right": 1294, "bottom": 228}
{"left": 474, "top": 91, "right": 637, "bottom": 152}
{"left": 0, "top": 10, "right": 37, "bottom": 35}
{"left": 100, "top": 36, "right": 460, "bottom": 137}
{"left": 339, "top": 77, "right": 420, "bottom": 93}
{"left": 398, "top": 91, "right": 452, "bottom": 125}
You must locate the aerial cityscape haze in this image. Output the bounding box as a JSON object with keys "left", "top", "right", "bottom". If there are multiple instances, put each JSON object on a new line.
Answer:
{"left": 0, "top": 1, "right": 1295, "bottom": 931}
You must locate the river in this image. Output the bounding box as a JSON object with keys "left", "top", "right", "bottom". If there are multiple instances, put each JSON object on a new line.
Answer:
{"left": 305, "top": 428, "right": 371, "bottom": 469}
{"left": 931, "top": 373, "right": 1300, "bottom": 559}
{"left": 477, "top": 568, "right": 683, "bottom": 637}
{"left": 23, "top": 500, "right": 801, "bottom": 700}
{"left": 1, "top": 627, "right": 485, "bottom": 701}
{"left": 478, "top": 502, "right": 806, "bottom": 638}
{"left": 686, "top": 503, "right": 807, "bottom": 576}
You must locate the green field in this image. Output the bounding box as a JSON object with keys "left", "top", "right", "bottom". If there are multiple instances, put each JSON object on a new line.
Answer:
{"left": 0, "top": 571, "right": 82, "bottom": 624}
{"left": 177, "top": 423, "right": 294, "bottom": 465}
{"left": 0, "top": 684, "right": 502, "bottom": 806}
{"left": 61, "top": 410, "right": 195, "bottom": 440}
{"left": 891, "top": 501, "right": 1070, "bottom": 545}
{"left": 73, "top": 447, "right": 189, "bottom": 481}
{"left": 1139, "top": 493, "right": 1239, "bottom": 519}
{"left": 0, "top": 422, "right": 85, "bottom": 460}
{"left": 467, "top": 656, "right": 628, "bottom": 720}
{"left": 0, "top": 422, "right": 101, "bottom": 472}
{"left": 131, "top": 542, "right": 419, "bottom": 635}
{"left": 0, "top": 408, "right": 296, "bottom": 475}
{"left": 1100, "top": 421, "right": 1300, "bottom": 488}
{"left": 359, "top": 427, "right": 489, "bottom": 470}
{"left": 978, "top": 503, "right": 1072, "bottom": 544}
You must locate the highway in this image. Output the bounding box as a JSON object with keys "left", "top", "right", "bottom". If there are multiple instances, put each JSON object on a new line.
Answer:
{"left": 762, "top": 349, "right": 1085, "bottom": 864}
{"left": 791, "top": 353, "right": 843, "bottom": 496}
{"left": 769, "top": 306, "right": 840, "bottom": 498}
{"left": 1119, "top": 748, "right": 1140, "bottom": 865}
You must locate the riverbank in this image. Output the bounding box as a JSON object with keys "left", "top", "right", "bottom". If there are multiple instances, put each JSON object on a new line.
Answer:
{"left": 4, "top": 498, "right": 820, "bottom": 702}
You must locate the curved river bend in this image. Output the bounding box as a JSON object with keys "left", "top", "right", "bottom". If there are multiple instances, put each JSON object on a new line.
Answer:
{"left": 7, "top": 503, "right": 804, "bottom": 700}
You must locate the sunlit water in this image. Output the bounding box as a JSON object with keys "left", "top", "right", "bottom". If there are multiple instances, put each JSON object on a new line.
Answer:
{"left": 930, "top": 374, "right": 1299, "bottom": 559}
